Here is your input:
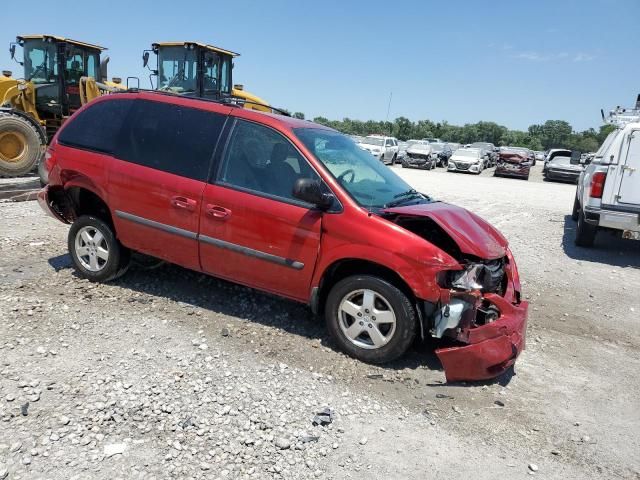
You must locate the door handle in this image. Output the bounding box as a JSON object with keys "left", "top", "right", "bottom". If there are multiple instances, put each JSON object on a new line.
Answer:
{"left": 171, "top": 196, "right": 197, "bottom": 211}
{"left": 622, "top": 165, "right": 636, "bottom": 173}
{"left": 206, "top": 204, "right": 232, "bottom": 219}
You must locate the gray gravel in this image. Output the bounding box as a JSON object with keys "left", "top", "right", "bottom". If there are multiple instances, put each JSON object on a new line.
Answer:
{"left": 1, "top": 163, "right": 639, "bottom": 479}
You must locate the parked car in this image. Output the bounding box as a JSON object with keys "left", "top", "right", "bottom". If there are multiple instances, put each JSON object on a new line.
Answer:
{"left": 447, "top": 148, "right": 484, "bottom": 174}
{"left": 446, "top": 142, "right": 461, "bottom": 152}
{"left": 357, "top": 135, "right": 399, "bottom": 164}
{"left": 534, "top": 151, "right": 545, "bottom": 162}
{"left": 37, "top": 90, "right": 527, "bottom": 382}
{"left": 429, "top": 143, "right": 453, "bottom": 167}
{"left": 501, "top": 146, "right": 536, "bottom": 166}
{"left": 543, "top": 149, "right": 572, "bottom": 172}
{"left": 470, "top": 142, "right": 498, "bottom": 167}
{"left": 402, "top": 142, "right": 437, "bottom": 169}
{"left": 494, "top": 148, "right": 531, "bottom": 180}
{"left": 572, "top": 112, "right": 640, "bottom": 247}
{"left": 543, "top": 155, "right": 583, "bottom": 183}
{"left": 422, "top": 137, "right": 442, "bottom": 143}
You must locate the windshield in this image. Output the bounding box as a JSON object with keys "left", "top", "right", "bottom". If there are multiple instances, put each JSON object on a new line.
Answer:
{"left": 158, "top": 46, "right": 198, "bottom": 93}
{"left": 454, "top": 149, "right": 479, "bottom": 158}
{"left": 471, "top": 143, "right": 492, "bottom": 149}
{"left": 360, "top": 137, "right": 384, "bottom": 146}
{"left": 550, "top": 156, "right": 572, "bottom": 165}
{"left": 430, "top": 144, "right": 445, "bottom": 152}
{"left": 294, "top": 128, "right": 429, "bottom": 209}
{"left": 23, "top": 39, "right": 58, "bottom": 84}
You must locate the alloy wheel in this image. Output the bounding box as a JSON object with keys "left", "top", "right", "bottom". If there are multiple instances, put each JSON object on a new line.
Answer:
{"left": 338, "top": 289, "right": 397, "bottom": 349}
{"left": 75, "top": 226, "right": 109, "bottom": 272}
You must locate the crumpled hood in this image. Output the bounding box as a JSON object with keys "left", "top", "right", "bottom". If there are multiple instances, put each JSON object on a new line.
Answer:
{"left": 383, "top": 201, "right": 508, "bottom": 259}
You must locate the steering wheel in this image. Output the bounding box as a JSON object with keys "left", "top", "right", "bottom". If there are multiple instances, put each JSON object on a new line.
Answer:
{"left": 337, "top": 169, "right": 355, "bottom": 184}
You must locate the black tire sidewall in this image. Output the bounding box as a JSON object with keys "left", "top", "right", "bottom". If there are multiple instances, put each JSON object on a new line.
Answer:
{"left": 68, "top": 215, "right": 125, "bottom": 282}
{"left": 571, "top": 196, "right": 580, "bottom": 221}
{"left": 325, "top": 275, "right": 417, "bottom": 364}
{"left": 575, "top": 209, "right": 597, "bottom": 247}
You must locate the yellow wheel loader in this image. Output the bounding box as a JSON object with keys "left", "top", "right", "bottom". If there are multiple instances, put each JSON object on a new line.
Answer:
{"left": 142, "top": 42, "right": 272, "bottom": 112}
{"left": 0, "top": 35, "right": 123, "bottom": 179}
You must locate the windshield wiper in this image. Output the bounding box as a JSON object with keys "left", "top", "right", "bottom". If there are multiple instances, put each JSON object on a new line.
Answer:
{"left": 384, "top": 189, "right": 426, "bottom": 208}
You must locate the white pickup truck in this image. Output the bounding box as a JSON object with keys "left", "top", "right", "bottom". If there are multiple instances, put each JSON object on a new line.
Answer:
{"left": 572, "top": 97, "right": 640, "bottom": 247}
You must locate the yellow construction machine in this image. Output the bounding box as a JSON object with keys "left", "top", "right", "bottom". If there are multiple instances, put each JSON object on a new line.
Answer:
{"left": 0, "top": 35, "right": 123, "bottom": 178}
{"left": 142, "top": 42, "right": 272, "bottom": 112}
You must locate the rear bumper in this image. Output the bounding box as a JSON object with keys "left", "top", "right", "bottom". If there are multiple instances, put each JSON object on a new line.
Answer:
{"left": 37, "top": 185, "right": 70, "bottom": 224}
{"left": 545, "top": 170, "right": 580, "bottom": 182}
{"left": 436, "top": 294, "right": 528, "bottom": 382}
{"left": 586, "top": 206, "right": 640, "bottom": 232}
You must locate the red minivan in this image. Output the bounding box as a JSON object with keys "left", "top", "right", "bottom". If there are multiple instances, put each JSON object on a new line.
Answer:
{"left": 38, "top": 91, "right": 527, "bottom": 382}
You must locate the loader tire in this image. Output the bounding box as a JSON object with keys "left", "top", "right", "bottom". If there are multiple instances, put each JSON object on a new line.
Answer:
{"left": 0, "top": 112, "right": 43, "bottom": 177}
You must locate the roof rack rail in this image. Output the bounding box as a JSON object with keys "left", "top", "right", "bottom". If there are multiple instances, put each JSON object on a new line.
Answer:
{"left": 601, "top": 94, "right": 640, "bottom": 127}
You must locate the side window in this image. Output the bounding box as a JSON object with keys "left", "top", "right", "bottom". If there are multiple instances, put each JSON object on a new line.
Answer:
{"left": 385, "top": 139, "right": 392, "bottom": 147}
{"left": 87, "top": 53, "right": 98, "bottom": 79}
{"left": 220, "top": 57, "right": 231, "bottom": 94}
{"left": 58, "top": 99, "right": 133, "bottom": 153}
{"left": 117, "top": 100, "right": 225, "bottom": 181}
{"left": 218, "top": 120, "right": 320, "bottom": 201}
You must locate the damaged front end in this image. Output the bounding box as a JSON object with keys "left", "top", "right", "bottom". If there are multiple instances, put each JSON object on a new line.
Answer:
{"left": 383, "top": 202, "right": 528, "bottom": 382}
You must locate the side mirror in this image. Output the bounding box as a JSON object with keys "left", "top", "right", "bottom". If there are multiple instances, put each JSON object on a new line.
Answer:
{"left": 9, "top": 43, "right": 16, "bottom": 60}
{"left": 293, "top": 178, "right": 334, "bottom": 210}
{"left": 570, "top": 151, "right": 582, "bottom": 165}
{"left": 142, "top": 51, "right": 150, "bottom": 68}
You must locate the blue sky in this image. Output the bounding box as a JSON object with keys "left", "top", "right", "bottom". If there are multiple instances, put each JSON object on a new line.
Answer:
{"left": 2, "top": 0, "right": 638, "bottom": 131}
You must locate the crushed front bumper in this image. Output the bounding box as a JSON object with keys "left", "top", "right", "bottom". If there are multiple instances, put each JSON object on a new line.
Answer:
{"left": 435, "top": 294, "right": 528, "bottom": 382}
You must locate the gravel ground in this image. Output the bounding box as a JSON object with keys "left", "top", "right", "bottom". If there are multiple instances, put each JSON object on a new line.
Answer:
{"left": 1, "top": 163, "right": 639, "bottom": 479}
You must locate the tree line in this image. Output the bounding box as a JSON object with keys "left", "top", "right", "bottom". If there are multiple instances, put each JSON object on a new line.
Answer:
{"left": 290, "top": 112, "right": 614, "bottom": 152}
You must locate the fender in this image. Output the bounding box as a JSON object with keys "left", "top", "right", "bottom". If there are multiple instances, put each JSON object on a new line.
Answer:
{"left": 312, "top": 242, "right": 456, "bottom": 303}
{"left": 61, "top": 173, "right": 109, "bottom": 208}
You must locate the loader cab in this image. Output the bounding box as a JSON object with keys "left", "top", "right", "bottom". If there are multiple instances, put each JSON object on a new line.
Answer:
{"left": 148, "top": 42, "right": 235, "bottom": 99}
{"left": 12, "top": 35, "right": 105, "bottom": 118}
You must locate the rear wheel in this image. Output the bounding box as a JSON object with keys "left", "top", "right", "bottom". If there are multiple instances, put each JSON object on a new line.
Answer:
{"left": 325, "top": 275, "right": 417, "bottom": 364}
{"left": 68, "top": 215, "right": 130, "bottom": 282}
{"left": 571, "top": 196, "right": 580, "bottom": 221}
{"left": 0, "top": 112, "right": 43, "bottom": 177}
{"left": 575, "top": 209, "right": 597, "bottom": 247}
{"left": 391, "top": 154, "right": 397, "bottom": 165}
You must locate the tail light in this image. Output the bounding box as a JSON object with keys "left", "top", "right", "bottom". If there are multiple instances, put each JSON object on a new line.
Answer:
{"left": 590, "top": 172, "right": 607, "bottom": 198}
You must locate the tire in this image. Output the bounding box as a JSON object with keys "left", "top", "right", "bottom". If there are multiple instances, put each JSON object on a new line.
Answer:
{"left": 325, "top": 275, "right": 417, "bottom": 364}
{"left": 571, "top": 196, "right": 580, "bottom": 221}
{"left": 68, "top": 215, "right": 131, "bottom": 282}
{"left": 391, "top": 154, "right": 397, "bottom": 165}
{"left": 575, "top": 209, "right": 597, "bottom": 247}
{"left": 0, "top": 111, "right": 44, "bottom": 177}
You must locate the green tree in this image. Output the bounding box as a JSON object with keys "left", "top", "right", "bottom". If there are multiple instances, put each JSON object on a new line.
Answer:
{"left": 292, "top": 112, "right": 305, "bottom": 120}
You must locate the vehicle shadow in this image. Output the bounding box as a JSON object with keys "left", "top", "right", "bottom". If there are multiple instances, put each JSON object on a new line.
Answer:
{"left": 561, "top": 215, "right": 640, "bottom": 268}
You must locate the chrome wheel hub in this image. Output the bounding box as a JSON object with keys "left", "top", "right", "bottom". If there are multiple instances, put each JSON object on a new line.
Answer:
{"left": 338, "top": 289, "right": 396, "bottom": 349}
{"left": 75, "top": 226, "right": 109, "bottom": 272}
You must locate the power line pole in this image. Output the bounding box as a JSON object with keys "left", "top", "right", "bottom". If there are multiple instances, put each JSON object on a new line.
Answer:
{"left": 386, "top": 92, "right": 393, "bottom": 134}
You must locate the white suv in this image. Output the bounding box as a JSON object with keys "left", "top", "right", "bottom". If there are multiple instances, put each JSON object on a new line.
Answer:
{"left": 572, "top": 98, "right": 640, "bottom": 246}
{"left": 357, "top": 135, "right": 400, "bottom": 164}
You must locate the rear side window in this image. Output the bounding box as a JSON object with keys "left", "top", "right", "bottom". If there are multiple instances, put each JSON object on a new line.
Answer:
{"left": 58, "top": 99, "right": 133, "bottom": 153}
{"left": 117, "top": 100, "right": 226, "bottom": 181}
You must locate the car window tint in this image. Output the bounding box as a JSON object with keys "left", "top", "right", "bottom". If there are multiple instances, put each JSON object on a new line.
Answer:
{"left": 218, "top": 119, "right": 320, "bottom": 201}
{"left": 58, "top": 99, "right": 133, "bottom": 153}
{"left": 117, "top": 99, "right": 225, "bottom": 181}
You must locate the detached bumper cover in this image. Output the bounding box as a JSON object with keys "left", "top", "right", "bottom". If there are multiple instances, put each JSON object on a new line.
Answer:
{"left": 435, "top": 294, "right": 528, "bottom": 382}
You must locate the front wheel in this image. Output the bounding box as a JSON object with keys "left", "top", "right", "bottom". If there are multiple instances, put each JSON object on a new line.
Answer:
{"left": 68, "top": 215, "right": 131, "bottom": 282}
{"left": 325, "top": 275, "right": 417, "bottom": 364}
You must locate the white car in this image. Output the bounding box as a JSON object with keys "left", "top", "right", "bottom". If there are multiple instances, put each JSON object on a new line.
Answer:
{"left": 573, "top": 97, "right": 640, "bottom": 247}
{"left": 357, "top": 135, "right": 399, "bottom": 164}
{"left": 448, "top": 148, "right": 484, "bottom": 174}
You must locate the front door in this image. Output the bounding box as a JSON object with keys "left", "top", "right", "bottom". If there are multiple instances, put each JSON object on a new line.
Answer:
{"left": 108, "top": 98, "right": 227, "bottom": 270}
{"left": 198, "top": 119, "right": 323, "bottom": 301}
{"left": 617, "top": 130, "right": 640, "bottom": 206}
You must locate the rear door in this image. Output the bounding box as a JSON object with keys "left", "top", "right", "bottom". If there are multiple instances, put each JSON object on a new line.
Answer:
{"left": 198, "top": 119, "right": 323, "bottom": 301}
{"left": 616, "top": 129, "right": 640, "bottom": 206}
{"left": 108, "top": 98, "right": 228, "bottom": 270}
